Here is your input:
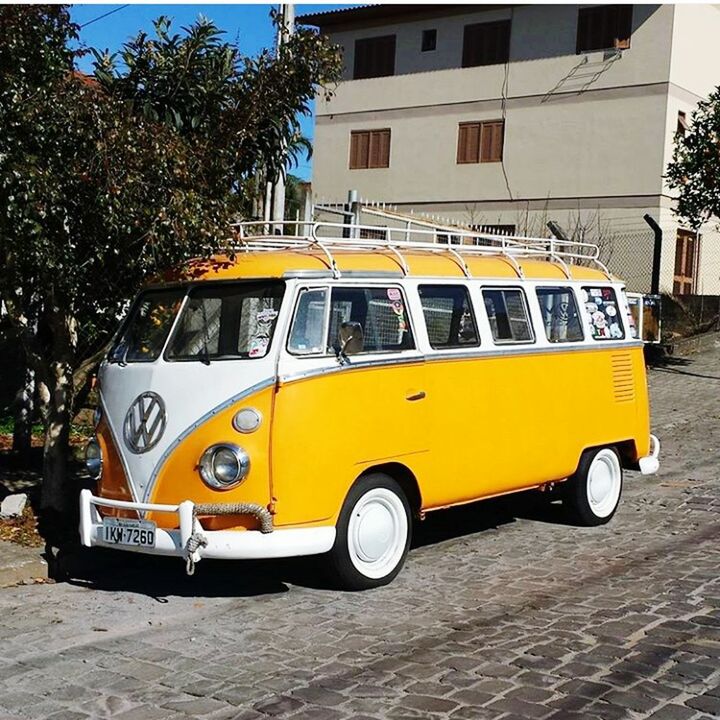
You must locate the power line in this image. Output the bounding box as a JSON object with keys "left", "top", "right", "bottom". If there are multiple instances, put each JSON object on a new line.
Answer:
{"left": 80, "top": 5, "right": 130, "bottom": 29}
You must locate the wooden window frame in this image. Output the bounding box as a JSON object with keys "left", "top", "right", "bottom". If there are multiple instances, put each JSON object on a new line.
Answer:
{"left": 353, "top": 35, "right": 396, "bottom": 80}
{"left": 576, "top": 5, "right": 633, "bottom": 54}
{"left": 673, "top": 229, "right": 699, "bottom": 295}
{"left": 457, "top": 121, "right": 504, "bottom": 164}
{"left": 677, "top": 111, "right": 688, "bottom": 137}
{"left": 462, "top": 20, "right": 511, "bottom": 68}
{"left": 349, "top": 129, "right": 391, "bottom": 170}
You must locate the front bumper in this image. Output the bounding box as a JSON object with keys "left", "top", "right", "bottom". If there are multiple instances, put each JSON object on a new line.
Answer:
{"left": 638, "top": 434, "right": 660, "bottom": 475}
{"left": 79, "top": 490, "right": 336, "bottom": 563}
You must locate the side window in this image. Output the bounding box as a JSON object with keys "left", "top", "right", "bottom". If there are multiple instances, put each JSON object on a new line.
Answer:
{"left": 536, "top": 287, "right": 584, "bottom": 343}
{"left": 328, "top": 287, "right": 414, "bottom": 354}
{"left": 482, "top": 288, "right": 533, "bottom": 343}
{"left": 419, "top": 285, "right": 479, "bottom": 349}
{"left": 288, "top": 288, "right": 328, "bottom": 355}
{"left": 582, "top": 286, "right": 625, "bottom": 340}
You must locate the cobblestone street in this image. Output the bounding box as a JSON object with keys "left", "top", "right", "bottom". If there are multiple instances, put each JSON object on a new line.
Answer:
{"left": 1, "top": 347, "right": 719, "bottom": 720}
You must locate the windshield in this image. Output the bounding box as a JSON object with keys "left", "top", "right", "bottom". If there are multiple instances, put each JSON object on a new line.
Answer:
{"left": 108, "top": 281, "right": 285, "bottom": 364}
{"left": 166, "top": 281, "right": 284, "bottom": 361}
{"left": 109, "top": 289, "right": 184, "bottom": 363}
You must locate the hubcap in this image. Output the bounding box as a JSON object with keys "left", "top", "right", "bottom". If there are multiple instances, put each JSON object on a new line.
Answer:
{"left": 347, "top": 488, "right": 408, "bottom": 579}
{"left": 586, "top": 449, "right": 621, "bottom": 518}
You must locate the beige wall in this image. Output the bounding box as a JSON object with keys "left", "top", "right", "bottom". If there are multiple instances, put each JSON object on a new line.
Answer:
{"left": 669, "top": 4, "right": 720, "bottom": 99}
{"left": 313, "top": 89, "right": 669, "bottom": 206}
{"left": 319, "top": 5, "right": 674, "bottom": 116}
{"left": 310, "top": 4, "right": 720, "bottom": 295}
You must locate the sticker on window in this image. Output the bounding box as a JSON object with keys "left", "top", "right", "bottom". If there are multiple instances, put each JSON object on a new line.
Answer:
{"left": 583, "top": 286, "right": 624, "bottom": 341}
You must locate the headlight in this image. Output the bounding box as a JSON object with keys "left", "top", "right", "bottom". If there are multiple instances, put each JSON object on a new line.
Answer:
{"left": 85, "top": 438, "right": 103, "bottom": 479}
{"left": 93, "top": 405, "right": 102, "bottom": 428}
{"left": 199, "top": 444, "right": 250, "bottom": 490}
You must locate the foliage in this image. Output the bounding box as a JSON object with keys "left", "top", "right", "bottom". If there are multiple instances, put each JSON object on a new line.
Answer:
{"left": 666, "top": 89, "right": 720, "bottom": 229}
{"left": 93, "top": 12, "right": 341, "bottom": 184}
{"left": 0, "top": 4, "right": 341, "bottom": 518}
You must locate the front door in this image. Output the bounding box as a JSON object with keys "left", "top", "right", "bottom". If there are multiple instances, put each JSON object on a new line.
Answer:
{"left": 271, "top": 282, "right": 428, "bottom": 527}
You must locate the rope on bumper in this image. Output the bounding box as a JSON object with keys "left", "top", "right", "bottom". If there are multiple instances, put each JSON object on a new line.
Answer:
{"left": 184, "top": 502, "right": 274, "bottom": 576}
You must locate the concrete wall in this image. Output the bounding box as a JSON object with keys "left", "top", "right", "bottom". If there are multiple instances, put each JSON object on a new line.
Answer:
{"left": 310, "top": 4, "right": 720, "bottom": 295}
{"left": 313, "top": 88, "right": 669, "bottom": 206}
{"left": 319, "top": 5, "right": 673, "bottom": 115}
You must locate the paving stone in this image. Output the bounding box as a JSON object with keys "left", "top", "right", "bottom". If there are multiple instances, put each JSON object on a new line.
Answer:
{"left": 686, "top": 695, "right": 720, "bottom": 715}
{"left": 402, "top": 695, "right": 459, "bottom": 714}
{"left": 603, "top": 689, "right": 661, "bottom": 713}
{"left": 647, "top": 705, "right": 697, "bottom": 720}
{"left": 485, "top": 697, "right": 550, "bottom": 718}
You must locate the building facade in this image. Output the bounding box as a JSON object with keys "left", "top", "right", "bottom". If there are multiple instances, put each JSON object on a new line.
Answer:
{"left": 300, "top": 4, "right": 720, "bottom": 294}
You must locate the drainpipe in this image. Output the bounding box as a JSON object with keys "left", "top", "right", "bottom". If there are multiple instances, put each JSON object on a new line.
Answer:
{"left": 643, "top": 214, "right": 662, "bottom": 295}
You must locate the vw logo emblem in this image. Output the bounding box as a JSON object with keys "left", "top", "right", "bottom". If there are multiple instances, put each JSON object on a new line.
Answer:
{"left": 123, "top": 392, "right": 167, "bottom": 454}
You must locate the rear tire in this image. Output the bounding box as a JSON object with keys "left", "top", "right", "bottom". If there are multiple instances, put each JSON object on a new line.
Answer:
{"left": 328, "top": 473, "right": 411, "bottom": 591}
{"left": 564, "top": 446, "right": 623, "bottom": 526}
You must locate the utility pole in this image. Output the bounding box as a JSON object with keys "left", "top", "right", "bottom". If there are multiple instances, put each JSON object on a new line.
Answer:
{"left": 269, "top": 2, "right": 295, "bottom": 234}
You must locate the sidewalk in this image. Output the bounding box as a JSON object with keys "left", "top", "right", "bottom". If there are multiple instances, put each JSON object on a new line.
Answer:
{"left": 0, "top": 540, "right": 47, "bottom": 588}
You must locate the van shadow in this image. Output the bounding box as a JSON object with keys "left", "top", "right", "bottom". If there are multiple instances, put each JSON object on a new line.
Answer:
{"left": 66, "top": 491, "right": 569, "bottom": 599}
{"left": 412, "top": 490, "right": 571, "bottom": 550}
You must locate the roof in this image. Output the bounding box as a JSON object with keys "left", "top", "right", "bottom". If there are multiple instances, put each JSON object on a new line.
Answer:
{"left": 297, "top": 4, "right": 489, "bottom": 29}
{"left": 167, "top": 248, "right": 611, "bottom": 284}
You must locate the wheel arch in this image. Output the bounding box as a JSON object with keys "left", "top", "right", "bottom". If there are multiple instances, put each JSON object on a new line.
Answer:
{"left": 575, "top": 440, "right": 636, "bottom": 473}
{"left": 357, "top": 462, "right": 422, "bottom": 518}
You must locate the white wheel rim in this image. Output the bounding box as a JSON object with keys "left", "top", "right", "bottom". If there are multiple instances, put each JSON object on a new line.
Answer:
{"left": 347, "top": 488, "right": 408, "bottom": 580}
{"left": 586, "top": 449, "right": 622, "bottom": 518}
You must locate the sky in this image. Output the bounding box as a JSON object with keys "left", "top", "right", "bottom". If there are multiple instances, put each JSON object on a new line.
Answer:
{"left": 69, "top": 4, "right": 354, "bottom": 180}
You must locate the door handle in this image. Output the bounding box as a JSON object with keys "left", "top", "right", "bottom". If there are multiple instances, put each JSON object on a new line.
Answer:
{"left": 406, "top": 391, "right": 426, "bottom": 401}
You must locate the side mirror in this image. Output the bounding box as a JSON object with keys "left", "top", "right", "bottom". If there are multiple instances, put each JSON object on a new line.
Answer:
{"left": 338, "top": 321, "right": 364, "bottom": 356}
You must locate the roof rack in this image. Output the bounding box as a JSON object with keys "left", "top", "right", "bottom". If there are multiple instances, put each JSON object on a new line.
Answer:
{"left": 230, "top": 220, "right": 612, "bottom": 281}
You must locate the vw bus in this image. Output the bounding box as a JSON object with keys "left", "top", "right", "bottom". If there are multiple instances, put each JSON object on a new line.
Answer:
{"left": 80, "top": 223, "right": 660, "bottom": 589}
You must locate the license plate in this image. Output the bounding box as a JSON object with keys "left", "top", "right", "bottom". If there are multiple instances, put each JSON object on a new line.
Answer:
{"left": 102, "top": 517, "right": 156, "bottom": 548}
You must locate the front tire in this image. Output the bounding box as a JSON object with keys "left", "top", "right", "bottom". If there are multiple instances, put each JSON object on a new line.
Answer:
{"left": 329, "top": 473, "right": 411, "bottom": 590}
{"left": 564, "top": 446, "right": 623, "bottom": 526}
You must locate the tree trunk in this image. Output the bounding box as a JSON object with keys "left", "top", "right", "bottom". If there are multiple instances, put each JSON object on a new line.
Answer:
{"left": 12, "top": 363, "right": 34, "bottom": 456}
{"left": 40, "top": 360, "right": 73, "bottom": 515}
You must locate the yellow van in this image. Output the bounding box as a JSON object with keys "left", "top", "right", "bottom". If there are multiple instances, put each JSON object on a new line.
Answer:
{"left": 80, "top": 224, "right": 659, "bottom": 589}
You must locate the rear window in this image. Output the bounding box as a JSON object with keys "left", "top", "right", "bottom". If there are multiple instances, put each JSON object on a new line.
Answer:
{"left": 582, "top": 286, "right": 625, "bottom": 340}
{"left": 536, "top": 287, "right": 584, "bottom": 343}
{"left": 419, "top": 285, "right": 479, "bottom": 349}
{"left": 166, "top": 282, "right": 284, "bottom": 361}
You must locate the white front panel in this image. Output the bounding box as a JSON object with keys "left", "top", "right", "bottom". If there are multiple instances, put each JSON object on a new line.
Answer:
{"left": 98, "top": 358, "right": 275, "bottom": 503}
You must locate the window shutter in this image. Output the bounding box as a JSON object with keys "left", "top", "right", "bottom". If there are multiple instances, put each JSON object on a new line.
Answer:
{"left": 482, "top": 121, "right": 504, "bottom": 162}
{"left": 350, "top": 131, "right": 370, "bottom": 169}
{"left": 354, "top": 36, "right": 396, "bottom": 79}
{"left": 457, "top": 123, "right": 480, "bottom": 164}
{"left": 462, "top": 24, "right": 480, "bottom": 67}
{"left": 376, "top": 129, "right": 391, "bottom": 167}
{"left": 577, "top": 5, "right": 632, "bottom": 53}
{"left": 462, "top": 21, "right": 511, "bottom": 67}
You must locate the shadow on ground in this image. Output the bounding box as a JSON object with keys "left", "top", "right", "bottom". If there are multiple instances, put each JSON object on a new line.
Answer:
{"left": 63, "top": 490, "right": 570, "bottom": 599}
